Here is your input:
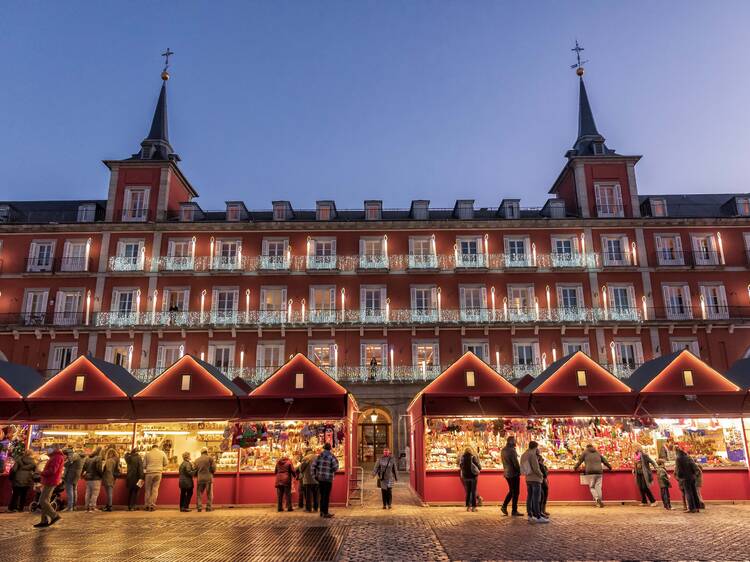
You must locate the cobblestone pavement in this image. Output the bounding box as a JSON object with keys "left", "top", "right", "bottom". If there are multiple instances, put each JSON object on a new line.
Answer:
{"left": 1, "top": 480, "right": 749, "bottom": 561}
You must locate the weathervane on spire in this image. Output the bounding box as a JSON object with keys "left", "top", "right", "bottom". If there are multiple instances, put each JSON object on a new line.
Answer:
{"left": 570, "top": 40, "right": 588, "bottom": 77}
{"left": 161, "top": 48, "right": 174, "bottom": 81}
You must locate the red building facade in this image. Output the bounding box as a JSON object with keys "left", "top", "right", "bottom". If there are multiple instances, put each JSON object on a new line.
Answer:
{"left": 1, "top": 69, "right": 749, "bottom": 457}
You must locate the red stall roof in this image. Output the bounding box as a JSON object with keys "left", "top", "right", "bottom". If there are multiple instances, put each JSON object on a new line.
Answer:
{"left": 244, "top": 354, "right": 348, "bottom": 419}
{"left": 524, "top": 352, "right": 635, "bottom": 415}
{"left": 628, "top": 350, "right": 745, "bottom": 416}
{"left": 25, "top": 355, "right": 142, "bottom": 420}
{"left": 411, "top": 352, "right": 524, "bottom": 417}
{"left": 133, "top": 355, "right": 243, "bottom": 419}
{"left": 0, "top": 360, "right": 43, "bottom": 419}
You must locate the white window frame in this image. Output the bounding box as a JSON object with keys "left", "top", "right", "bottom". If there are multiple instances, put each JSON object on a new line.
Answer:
{"left": 562, "top": 339, "right": 591, "bottom": 356}
{"left": 122, "top": 187, "right": 150, "bottom": 222}
{"left": 61, "top": 239, "right": 88, "bottom": 272}
{"left": 156, "top": 343, "right": 184, "bottom": 369}
{"left": 550, "top": 235, "right": 580, "bottom": 266}
{"left": 360, "top": 285, "right": 387, "bottom": 322}
{"left": 456, "top": 236, "right": 485, "bottom": 267}
{"left": 77, "top": 204, "right": 96, "bottom": 223}
{"left": 650, "top": 198, "right": 668, "bottom": 217}
{"left": 162, "top": 287, "right": 190, "bottom": 313}
{"left": 105, "top": 344, "right": 133, "bottom": 369}
{"left": 670, "top": 339, "right": 700, "bottom": 357}
{"left": 365, "top": 203, "right": 381, "bottom": 221}
{"left": 459, "top": 285, "right": 487, "bottom": 322}
{"left": 23, "top": 289, "right": 49, "bottom": 324}
{"left": 504, "top": 236, "right": 531, "bottom": 267}
{"left": 594, "top": 182, "right": 624, "bottom": 217}
{"left": 462, "top": 339, "right": 489, "bottom": 362}
{"left": 655, "top": 234, "right": 684, "bottom": 266}
{"left": 511, "top": 340, "right": 540, "bottom": 373}
{"left": 259, "top": 286, "right": 287, "bottom": 323}
{"left": 411, "top": 341, "right": 439, "bottom": 371}
{"left": 226, "top": 204, "right": 242, "bottom": 222}
{"left": 662, "top": 284, "right": 692, "bottom": 320}
{"left": 208, "top": 342, "right": 235, "bottom": 371}
{"left": 54, "top": 289, "right": 83, "bottom": 326}
{"left": 316, "top": 204, "right": 333, "bottom": 221}
{"left": 691, "top": 234, "right": 720, "bottom": 266}
{"left": 28, "top": 240, "right": 56, "bottom": 272}
{"left": 699, "top": 284, "right": 729, "bottom": 320}
{"left": 410, "top": 285, "right": 437, "bottom": 321}
{"left": 613, "top": 340, "right": 644, "bottom": 370}
{"left": 737, "top": 197, "right": 750, "bottom": 217}
{"left": 360, "top": 341, "right": 387, "bottom": 375}
{"left": 607, "top": 284, "right": 637, "bottom": 318}
{"left": 309, "top": 285, "right": 336, "bottom": 323}
{"left": 256, "top": 342, "right": 285, "bottom": 370}
{"left": 601, "top": 235, "right": 630, "bottom": 266}
{"left": 308, "top": 341, "right": 337, "bottom": 369}
{"left": 48, "top": 343, "right": 78, "bottom": 371}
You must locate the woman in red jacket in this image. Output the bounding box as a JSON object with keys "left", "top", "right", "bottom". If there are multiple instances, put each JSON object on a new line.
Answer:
{"left": 34, "top": 447, "right": 65, "bottom": 528}
{"left": 274, "top": 456, "right": 296, "bottom": 512}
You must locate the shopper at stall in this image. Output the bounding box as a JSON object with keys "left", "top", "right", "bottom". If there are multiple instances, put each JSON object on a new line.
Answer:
{"left": 7, "top": 445, "right": 36, "bottom": 512}
{"left": 695, "top": 463, "right": 706, "bottom": 509}
{"left": 675, "top": 448, "right": 701, "bottom": 513}
{"left": 143, "top": 444, "right": 168, "bottom": 512}
{"left": 573, "top": 444, "right": 612, "bottom": 508}
{"left": 124, "top": 448, "right": 144, "bottom": 511}
{"left": 275, "top": 454, "right": 296, "bottom": 512}
{"left": 102, "top": 448, "right": 121, "bottom": 512}
{"left": 82, "top": 447, "right": 104, "bottom": 512}
{"left": 312, "top": 443, "right": 339, "bottom": 518}
{"left": 33, "top": 446, "right": 65, "bottom": 528}
{"left": 298, "top": 448, "right": 319, "bottom": 512}
{"left": 62, "top": 448, "right": 83, "bottom": 512}
{"left": 459, "top": 446, "right": 481, "bottom": 512}
{"left": 520, "top": 441, "right": 548, "bottom": 523}
{"left": 500, "top": 436, "right": 522, "bottom": 517}
{"left": 372, "top": 448, "right": 398, "bottom": 509}
{"left": 633, "top": 444, "right": 658, "bottom": 507}
{"left": 178, "top": 452, "right": 195, "bottom": 512}
{"left": 193, "top": 448, "right": 216, "bottom": 512}
{"left": 536, "top": 445, "right": 550, "bottom": 518}
{"left": 656, "top": 459, "right": 672, "bottom": 510}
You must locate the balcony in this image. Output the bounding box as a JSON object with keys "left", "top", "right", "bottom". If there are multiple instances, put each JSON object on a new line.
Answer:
{"left": 94, "top": 311, "right": 141, "bottom": 327}
{"left": 604, "top": 363, "right": 642, "bottom": 379}
{"left": 360, "top": 308, "right": 387, "bottom": 323}
{"left": 455, "top": 253, "right": 487, "bottom": 269}
{"left": 24, "top": 257, "right": 93, "bottom": 274}
{"left": 602, "top": 251, "right": 634, "bottom": 267}
{"left": 258, "top": 255, "right": 290, "bottom": 271}
{"left": 25, "top": 258, "right": 54, "bottom": 273}
{"left": 664, "top": 306, "right": 693, "bottom": 321}
{"left": 408, "top": 254, "right": 438, "bottom": 270}
{"left": 410, "top": 308, "right": 439, "bottom": 323}
{"left": 158, "top": 256, "right": 195, "bottom": 271}
{"left": 597, "top": 307, "right": 642, "bottom": 322}
{"left": 108, "top": 256, "right": 144, "bottom": 272}
{"left": 704, "top": 305, "right": 730, "bottom": 321}
{"left": 120, "top": 207, "right": 148, "bottom": 222}
{"left": 211, "top": 256, "right": 243, "bottom": 271}
{"left": 306, "top": 255, "right": 337, "bottom": 271}
{"left": 550, "top": 252, "right": 596, "bottom": 269}
{"left": 652, "top": 250, "right": 723, "bottom": 268}
{"left": 595, "top": 203, "right": 625, "bottom": 218}
{"left": 504, "top": 253, "right": 534, "bottom": 268}
{"left": 308, "top": 309, "right": 338, "bottom": 324}
{"left": 358, "top": 254, "right": 389, "bottom": 270}
{"left": 210, "top": 310, "right": 241, "bottom": 325}
{"left": 459, "top": 308, "right": 490, "bottom": 323}
{"left": 257, "top": 310, "right": 288, "bottom": 324}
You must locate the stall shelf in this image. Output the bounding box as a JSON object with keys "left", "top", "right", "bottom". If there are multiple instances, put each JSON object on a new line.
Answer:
{"left": 241, "top": 353, "right": 358, "bottom": 506}
{"left": 726, "top": 358, "right": 750, "bottom": 458}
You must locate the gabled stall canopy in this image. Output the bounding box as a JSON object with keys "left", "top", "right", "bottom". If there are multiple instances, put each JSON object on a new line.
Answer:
{"left": 133, "top": 355, "right": 243, "bottom": 419}
{"left": 0, "top": 360, "right": 44, "bottom": 419}
{"left": 628, "top": 350, "right": 744, "bottom": 416}
{"left": 243, "top": 353, "right": 349, "bottom": 419}
{"left": 524, "top": 351, "right": 635, "bottom": 415}
{"left": 25, "top": 355, "right": 142, "bottom": 420}
{"left": 411, "top": 352, "right": 523, "bottom": 417}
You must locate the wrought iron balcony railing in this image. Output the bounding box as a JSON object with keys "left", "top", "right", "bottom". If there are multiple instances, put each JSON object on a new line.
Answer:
{"left": 455, "top": 253, "right": 487, "bottom": 269}
{"left": 258, "top": 255, "right": 290, "bottom": 271}
{"left": 108, "top": 256, "right": 145, "bottom": 272}
{"left": 158, "top": 256, "right": 195, "bottom": 271}
{"left": 504, "top": 253, "right": 534, "bottom": 268}
{"left": 306, "top": 255, "right": 337, "bottom": 270}
{"left": 358, "top": 254, "right": 389, "bottom": 270}
{"left": 407, "top": 254, "right": 438, "bottom": 270}
{"left": 24, "top": 257, "right": 94, "bottom": 273}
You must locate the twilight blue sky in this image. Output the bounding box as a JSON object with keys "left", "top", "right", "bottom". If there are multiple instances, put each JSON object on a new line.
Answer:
{"left": 1, "top": 2, "right": 749, "bottom": 209}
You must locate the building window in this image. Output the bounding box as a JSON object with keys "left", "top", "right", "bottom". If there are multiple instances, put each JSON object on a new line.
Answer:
{"left": 273, "top": 202, "right": 290, "bottom": 221}
{"left": 263, "top": 238, "right": 287, "bottom": 257}
{"left": 308, "top": 342, "right": 336, "bottom": 369}
{"left": 556, "top": 284, "right": 584, "bottom": 320}
{"left": 156, "top": 344, "right": 183, "bottom": 369}
{"left": 459, "top": 286, "right": 486, "bottom": 322}
{"left": 77, "top": 204, "right": 96, "bottom": 223}
{"left": 105, "top": 344, "right": 132, "bottom": 368}
{"left": 462, "top": 340, "right": 489, "bottom": 362}
{"left": 512, "top": 341, "right": 540, "bottom": 374}
{"left": 122, "top": 187, "right": 149, "bottom": 222}
{"left": 455, "top": 200, "right": 473, "bottom": 219}
{"left": 163, "top": 288, "right": 189, "bottom": 314}
{"left": 562, "top": 340, "right": 591, "bottom": 356}
{"left": 670, "top": 339, "right": 700, "bottom": 357}
{"left": 256, "top": 343, "right": 285, "bottom": 371}
{"left": 259, "top": 286, "right": 287, "bottom": 323}
{"left": 410, "top": 201, "right": 429, "bottom": 220}
{"left": 408, "top": 236, "right": 436, "bottom": 268}
{"left": 576, "top": 370, "right": 587, "bottom": 387}
{"left": 737, "top": 198, "right": 750, "bottom": 217}
{"left": 360, "top": 286, "right": 386, "bottom": 322}
{"left": 23, "top": 289, "right": 49, "bottom": 325}
{"left": 551, "top": 236, "right": 579, "bottom": 266}
{"left": 691, "top": 234, "right": 720, "bottom": 265}
{"left": 61, "top": 240, "right": 88, "bottom": 272}
{"left": 607, "top": 285, "right": 636, "bottom": 319}
{"left": 601, "top": 236, "right": 630, "bottom": 266}
{"left": 507, "top": 284, "right": 534, "bottom": 316}
{"left": 317, "top": 204, "right": 333, "bottom": 221}
{"left": 212, "top": 288, "right": 239, "bottom": 321}
{"left": 410, "top": 286, "right": 436, "bottom": 321}
{"left": 613, "top": 341, "right": 643, "bottom": 372}
{"left": 412, "top": 342, "right": 439, "bottom": 372}
{"left": 700, "top": 284, "right": 728, "bottom": 319}
{"left": 48, "top": 344, "right": 78, "bottom": 371}
{"left": 180, "top": 375, "right": 191, "bottom": 391}
{"left": 112, "top": 289, "right": 136, "bottom": 315}
{"left": 0, "top": 205, "right": 10, "bottom": 222}
{"left": 662, "top": 284, "right": 692, "bottom": 320}
{"left": 650, "top": 199, "right": 667, "bottom": 217}
{"left": 655, "top": 235, "right": 684, "bottom": 265}
{"left": 226, "top": 204, "right": 242, "bottom": 222}
{"left": 365, "top": 202, "right": 381, "bottom": 220}
{"left": 504, "top": 237, "right": 530, "bottom": 267}
{"left": 361, "top": 342, "right": 387, "bottom": 376}
{"left": 53, "top": 290, "right": 82, "bottom": 326}
{"left": 501, "top": 201, "right": 519, "bottom": 219}
{"left": 74, "top": 375, "right": 86, "bottom": 392}
{"left": 594, "top": 183, "right": 624, "bottom": 217}
{"left": 309, "top": 286, "right": 336, "bottom": 323}
{"left": 208, "top": 343, "right": 235, "bottom": 371}
{"left": 28, "top": 241, "right": 55, "bottom": 272}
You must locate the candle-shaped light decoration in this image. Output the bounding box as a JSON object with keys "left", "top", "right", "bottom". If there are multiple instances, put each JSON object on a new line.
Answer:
{"left": 747, "top": 283, "right": 750, "bottom": 304}
{"left": 306, "top": 236, "right": 311, "bottom": 259}
{"left": 601, "top": 285, "right": 608, "bottom": 319}
{"left": 139, "top": 247, "right": 146, "bottom": 270}
{"left": 341, "top": 288, "right": 346, "bottom": 321}
{"left": 641, "top": 295, "right": 648, "bottom": 321}
{"left": 491, "top": 286, "right": 496, "bottom": 319}
{"left": 85, "top": 238, "right": 92, "bottom": 271}
{"left": 179, "top": 344, "right": 184, "bottom": 358}
{"left": 333, "top": 344, "right": 338, "bottom": 371}
{"left": 128, "top": 345, "right": 134, "bottom": 370}
{"left": 383, "top": 234, "right": 389, "bottom": 261}
{"left": 610, "top": 341, "right": 616, "bottom": 367}
{"left": 245, "top": 289, "right": 250, "bottom": 321}
{"left": 240, "top": 350, "right": 245, "bottom": 372}
{"left": 191, "top": 236, "right": 197, "bottom": 260}
{"left": 700, "top": 294, "right": 707, "bottom": 319}
{"left": 301, "top": 298, "right": 306, "bottom": 321}
{"left": 453, "top": 243, "right": 459, "bottom": 266}
{"left": 200, "top": 351, "right": 205, "bottom": 361}
{"left": 437, "top": 287, "right": 442, "bottom": 321}
{"left": 430, "top": 234, "right": 436, "bottom": 257}
{"left": 495, "top": 350, "right": 500, "bottom": 372}
{"left": 209, "top": 237, "right": 215, "bottom": 267}
{"left": 152, "top": 289, "right": 158, "bottom": 324}
{"left": 552, "top": 347, "right": 557, "bottom": 362}
{"left": 287, "top": 299, "right": 293, "bottom": 322}
{"left": 200, "top": 289, "right": 207, "bottom": 323}
{"left": 541, "top": 352, "right": 547, "bottom": 370}
{"left": 631, "top": 241, "right": 637, "bottom": 266}
{"left": 503, "top": 297, "right": 508, "bottom": 320}
{"left": 532, "top": 242, "right": 537, "bottom": 267}
{"left": 483, "top": 233, "right": 489, "bottom": 263}
{"left": 389, "top": 347, "right": 394, "bottom": 377}
{"left": 717, "top": 232, "right": 725, "bottom": 264}
{"left": 286, "top": 245, "right": 291, "bottom": 267}
{"left": 545, "top": 285, "right": 551, "bottom": 318}
{"left": 534, "top": 297, "right": 540, "bottom": 320}
{"left": 421, "top": 360, "right": 426, "bottom": 377}
{"left": 85, "top": 290, "right": 91, "bottom": 325}
{"left": 385, "top": 297, "right": 390, "bottom": 322}
{"left": 136, "top": 289, "right": 141, "bottom": 315}
{"left": 237, "top": 244, "right": 243, "bottom": 269}
{"left": 580, "top": 232, "right": 586, "bottom": 262}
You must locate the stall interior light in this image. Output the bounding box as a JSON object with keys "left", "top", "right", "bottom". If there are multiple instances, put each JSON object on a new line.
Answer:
{"left": 465, "top": 370, "right": 476, "bottom": 388}
{"left": 576, "top": 370, "right": 587, "bottom": 387}
{"left": 93, "top": 431, "right": 133, "bottom": 436}
{"left": 43, "top": 430, "right": 88, "bottom": 436}
{"left": 683, "top": 370, "right": 694, "bottom": 387}
{"left": 196, "top": 430, "right": 226, "bottom": 435}
{"left": 143, "top": 430, "right": 190, "bottom": 435}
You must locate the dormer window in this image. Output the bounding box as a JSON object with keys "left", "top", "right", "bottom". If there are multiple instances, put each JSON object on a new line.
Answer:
{"left": 180, "top": 206, "right": 194, "bottom": 222}
{"left": 549, "top": 200, "right": 566, "bottom": 219}
{"left": 576, "top": 370, "right": 587, "bottom": 387}
{"left": 465, "top": 370, "right": 476, "bottom": 388}
{"left": 227, "top": 204, "right": 241, "bottom": 222}
{"left": 650, "top": 198, "right": 668, "bottom": 217}
{"left": 500, "top": 200, "right": 520, "bottom": 219}
{"left": 140, "top": 146, "right": 153, "bottom": 159}
{"left": 316, "top": 202, "right": 335, "bottom": 221}
{"left": 77, "top": 204, "right": 96, "bottom": 223}
{"left": 365, "top": 201, "right": 382, "bottom": 221}
{"left": 454, "top": 200, "right": 474, "bottom": 220}
{"left": 180, "top": 374, "right": 191, "bottom": 391}
{"left": 736, "top": 197, "right": 750, "bottom": 217}
{"left": 410, "top": 200, "right": 430, "bottom": 220}
{"left": 683, "top": 369, "right": 694, "bottom": 387}
{"left": 273, "top": 201, "right": 292, "bottom": 221}
{"left": 0, "top": 205, "right": 9, "bottom": 223}
{"left": 74, "top": 375, "right": 85, "bottom": 392}
{"left": 592, "top": 142, "right": 605, "bottom": 155}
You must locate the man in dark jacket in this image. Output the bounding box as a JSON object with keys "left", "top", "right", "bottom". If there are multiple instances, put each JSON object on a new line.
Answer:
{"left": 675, "top": 448, "right": 701, "bottom": 513}
{"left": 193, "top": 448, "right": 216, "bottom": 512}
{"left": 298, "top": 449, "right": 319, "bottom": 512}
{"left": 81, "top": 447, "right": 104, "bottom": 512}
{"left": 573, "top": 444, "right": 612, "bottom": 507}
{"left": 124, "top": 448, "right": 144, "bottom": 511}
{"left": 8, "top": 446, "right": 36, "bottom": 512}
{"left": 62, "top": 448, "right": 84, "bottom": 511}
{"left": 312, "top": 443, "right": 339, "bottom": 518}
{"left": 500, "top": 436, "right": 523, "bottom": 516}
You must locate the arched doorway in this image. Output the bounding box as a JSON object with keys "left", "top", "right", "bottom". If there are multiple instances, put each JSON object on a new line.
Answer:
{"left": 358, "top": 407, "right": 392, "bottom": 466}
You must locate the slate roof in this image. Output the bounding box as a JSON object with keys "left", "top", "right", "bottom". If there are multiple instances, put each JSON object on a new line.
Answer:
{"left": 189, "top": 355, "right": 246, "bottom": 396}
{"left": 725, "top": 358, "right": 750, "bottom": 390}
{"left": 625, "top": 351, "right": 683, "bottom": 392}
{"left": 522, "top": 353, "right": 575, "bottom": 393}
{"left": 87, "top": 357, "right": 145, "bottom": 396}
{"left": 0, "top": 360, "right": 44, "bottom": 397}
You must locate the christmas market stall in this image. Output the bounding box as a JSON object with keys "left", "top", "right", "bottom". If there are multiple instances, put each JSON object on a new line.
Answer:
{"left": 131, "top": 354, "right": 244, "bottom": 506}
{"left": 408, "top": 351, "right": 524, "bottom": 503}
{"left": 239, "top": 353, "right": 358, "bottom": 506}
{"left": 24, "top": 355, "right": 143, "bottom": 506}
{"left": 627, "top": 349, "right": 750, "bottom": 501}
{"left": 725, "top": 357, "right": 750, "bottom": 449}
{"left": 0, "top": 360, "right": 43, "bottom": 504}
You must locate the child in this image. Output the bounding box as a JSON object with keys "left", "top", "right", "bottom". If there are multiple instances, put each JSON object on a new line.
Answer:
{"left": 656, "top": 459, "right": 672, "bottom": 510}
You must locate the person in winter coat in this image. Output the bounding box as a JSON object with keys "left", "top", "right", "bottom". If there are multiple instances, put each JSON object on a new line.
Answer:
{"left": 62, "top": 448, "right": 84, "bottom": 512}
{"left": 536, "top": 445, "right": 550, "bottom": 518}
{"left": 500, "top": 436, "right": 522, "bottom": 517}
{"left": 143, "top": 444, "right": 168, "bottom": 511}
{"left": 633, "top": 444, "right": 658, "bottom": 507}
{"left": 193, "top": 448, "right": 216, "bottom": 512}
{"left": 124, "top": 449, "right": 144, "bottom": 511}
{"left": 297, "top": 449, "right": 319, "bottom": 512}
{"left": 695, "top": 463, "right": 706, "bottom": 509}
{"left": 102, "top": 448, "right": 121, "bottom": 512}
{"left": 675, "top": 448, "right": 701, "bottom": 513}
{"left": 573, "top": 444, "right": 613, "bottom": 507}
{"left": 656, "top": 459, "right": 672, "bottom": 510}
{"left": 7, "top": 446, "right": 36, "bottom": 512}
{"left": 312, "top": 443, "right": 339, "bottom": 518}
{"left": 274, "top": 455, "right": 296, "bottom": 512}
{"left": 34, "top": 447, "right": 65, "bottom": 528}
{"left": 178, "top": 452, "right": 195, "bottom": 512}
{"left": 81, "top": 447, "right": 104, "bottom": 512}
{"left": 372, "top": 448, "right": 398, "bottom": 509}
{"left": 458, "top": 447, "right": 481, "bottom": 512}
{"left": 520, "top": 441, "right": 548, "bottom": 523}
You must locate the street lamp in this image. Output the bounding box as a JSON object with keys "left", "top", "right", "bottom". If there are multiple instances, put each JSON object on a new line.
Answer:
{"left": 370, "top": 410, "right": 378, "bottom": 424}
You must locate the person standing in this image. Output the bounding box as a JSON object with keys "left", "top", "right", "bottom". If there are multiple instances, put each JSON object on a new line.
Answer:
{"left": 675, "top": 448, "right": 700, "bottom": 513}
{"left": 82, "top": 447, "right": 104, "bottom": 512}
{"left": 458, "top": 447, "right": 481, "bottom": 512}
{"left": 573, "top": 444, "right": 612, "bottom": 508}
{"left": 7, "top": 446, "right": 36, "bottom": 512}
{"left": 34, "top": 447, "right": 65, "bottom": 528}
{"left": 536, "top": 445, "right": 550, "bottom": 518}
{"left": 62, "top": 448, "right": 83, "bottom": 512}
{"left": 372, "top": 448, "right": 398, "bottom": 509}
{"left": 178, "top": 452, "right": 195, "bottom": 512}
{"left": 500, "top": 437, "right": 522, "bottom": 517}
{"left": 695, "top": 463, "right": 706, "bottom": 509}
{"left": 520, "top": 441, "right": 548, "bottom": 523}
{"left": 656, "top": 459, "right": 672, "bottom": 510}
{"left": 633, "top": 444, "right": 657, "bottom": 507}
{"left": 193, "top": 448, "right": 216, "bottom": 512}
{"left": 275, "top": 454, "right": 295, "bottom": 512}
{"left": 102, "top": 448, "right": 121, "bottom": 512}
{"left": 312, "top": 443, "right": 339, "bottom": 518}
{"left": 124, "top": 448, "right": 144, "bottom": 511}
{"left": 298, "top": 448, "right": 319, "bottom": 512}
{"left": 143, "top": 444, "right": 168, "bottom": 511}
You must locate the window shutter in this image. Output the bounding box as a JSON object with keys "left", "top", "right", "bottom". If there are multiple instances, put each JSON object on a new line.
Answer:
{"left": 331, "top": 239, "right": 337, "bottom": 254}
{"left": 614, "top": 185, "right": 623, "bottom": 208}
{"left": 481, "top": 287, "right": 488, "bottom": 308}
{"left": 430, "top": 287, "right": 437, "bottom": 308}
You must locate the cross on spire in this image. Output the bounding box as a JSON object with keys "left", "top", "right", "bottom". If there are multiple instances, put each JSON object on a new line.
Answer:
{"left": 161, "top": 48, "right": 174, "bottom": 72}
{"left": 570, "top": 40, "right": 588, "bottom": 75}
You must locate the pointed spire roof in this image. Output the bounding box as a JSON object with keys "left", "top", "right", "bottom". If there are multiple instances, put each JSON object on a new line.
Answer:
{"left": 567, "top": 71, "right": 616, "bottom": 158}
{"left": 128, "top": 75, "right": 179, "bottom": 162}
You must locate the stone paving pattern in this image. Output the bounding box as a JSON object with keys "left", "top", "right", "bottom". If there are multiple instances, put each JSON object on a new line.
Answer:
{"left": 1, "top": 480, "right": 749, "bottom": 561}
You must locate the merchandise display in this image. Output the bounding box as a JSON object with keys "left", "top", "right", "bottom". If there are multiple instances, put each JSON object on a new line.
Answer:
{"left": 134, "top": 421, "right": 237, "bottom": 472}
{"left": 0, "top": 424, "right": 29, "bottom": 474}
{"left": 29, "top": 423, "right": 134, "bottom": 471}
{"left": 237, "top": 420, "right": 346, "bottom": 472}
{"left": 425, "top": 416, "right": 748, "bottom": 471}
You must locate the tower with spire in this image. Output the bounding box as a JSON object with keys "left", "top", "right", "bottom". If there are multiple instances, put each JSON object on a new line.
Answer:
{"left": 103, "top": 50, "right": 197, "bottom": 222}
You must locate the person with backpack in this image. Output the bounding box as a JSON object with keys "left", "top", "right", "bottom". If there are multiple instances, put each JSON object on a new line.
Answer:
{"left": 520, "top": 441, "right": 548, "bottom": 523}
{"left": 81, "top": 447, "right": 104, "bottom": 512}
{"left": 458, "top": 446, "right": 481, "bottom": 512}
{"left": 372, "top": 448, "right": 398, "bottom": 509}
{"left": 7, "top": 445, "right": 36, "bottom": 512}
{"left": 274, "top": 454, "right": 296, "bottom": 512}
{"left": 573, "top": 443, "right": 612, "bottom": 507}
{"left": 297, "top": 448, "right": 319, "bottom": 512}
{"left": 500, "top": 436, "right": 522, "bottom": 517}
{"left": 102, "top": 448, "right": 121, "bottom": 512}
